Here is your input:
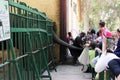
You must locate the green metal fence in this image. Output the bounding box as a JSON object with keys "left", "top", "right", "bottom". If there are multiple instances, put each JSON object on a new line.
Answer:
{"left": 0, "top": 0, "right": 54, "bottom": 80}
{"left": 99, "top": 70, "right": 115, "bottom": 80}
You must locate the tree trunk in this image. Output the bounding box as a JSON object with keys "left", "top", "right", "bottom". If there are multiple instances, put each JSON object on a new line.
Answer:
{"left": 77, "top": 0, "right": 82, "bottom": 22}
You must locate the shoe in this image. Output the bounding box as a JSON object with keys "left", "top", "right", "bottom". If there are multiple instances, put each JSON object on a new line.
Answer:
{"left": 83, "top": 67, "right": 92, "bottom": 73}
{"left": 74, "top": 63, "right": 79, "bottom": 66}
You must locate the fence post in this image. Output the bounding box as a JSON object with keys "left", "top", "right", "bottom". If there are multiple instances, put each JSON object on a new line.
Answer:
{"left": 26, "top": 32, "right": 40, "bottom": 80}
{"left": 37, "top": 32, "right": 52, "bottom": 80}
{"left": 8, "top": 39, "right": 22, "bottom": 80}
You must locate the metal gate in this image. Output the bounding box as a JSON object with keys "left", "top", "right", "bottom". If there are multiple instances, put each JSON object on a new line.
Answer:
{"left": 0, "top": 0, "right": 54, "bottom": 80}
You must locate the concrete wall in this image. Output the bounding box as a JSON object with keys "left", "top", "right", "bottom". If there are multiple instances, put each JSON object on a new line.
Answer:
{"left": 21, "top": 0, "right": 60, "bottom": 62}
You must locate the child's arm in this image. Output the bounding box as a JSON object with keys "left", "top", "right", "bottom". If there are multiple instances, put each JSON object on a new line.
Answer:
{"left": 95, "top": 48, "right": 102, "bottom": 54}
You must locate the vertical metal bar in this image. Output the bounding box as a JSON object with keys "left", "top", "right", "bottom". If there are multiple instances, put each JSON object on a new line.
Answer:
{"left": 18, "top": 6, "right": 24, "bottom": 80}
{"left": 25, "top": 10, "right": 31, "bottom": 80}
{"left": 47, "top": 20, "right": 56, "bottom": 72}
{"left": 8, "top": 39, "right": 22, "bottom": 80}
{"left": 26, "top": 32, "right": 40, "bottom": 80}
{"left": 29, "top": 12, "right": 33, "bottom": 80}
{"left": 37, "top": 33, "right": 51, "bottom": 80}
{"left": 106, "top": 70, "right": 112, "bottom": 80}
{"left": 37, "top": 15, "right": 42, "bottom": 75}
{"left": 46, "top": 21, "right": 49, "bottom": 65}
{"left": 48, "top": 39, "right": 57, "bottom": 72}
{"left": 26, "top": 53, "right": 30, "bottom": 80}
{"left": 99, "top": 71, "right": 104, "bottom": 80}
{"left": 7, "top": 40, "right": 11, "bottom": 80}
{"left": 2, "top": 41, "right": 6, "bottom": 80}
{"left": 8, "top": 3, "right": 12, "bottom": 80}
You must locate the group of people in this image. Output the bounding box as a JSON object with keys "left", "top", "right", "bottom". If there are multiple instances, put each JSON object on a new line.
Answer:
{"left": 66, "top": 20, "right": 120, "bottom": 80}
{"left": 67, "top": 31, "right": 86, "bottom": 64}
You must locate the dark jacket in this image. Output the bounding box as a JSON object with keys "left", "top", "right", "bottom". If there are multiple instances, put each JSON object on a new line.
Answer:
{"left": 114, "top": 38, "right": 120, "bottom": 57}
{"left": 73, "top": 36, "right": 83, "bottom": 48}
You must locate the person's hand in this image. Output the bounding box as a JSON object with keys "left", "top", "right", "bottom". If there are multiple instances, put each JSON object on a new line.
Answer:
{"left": 95, "top": 48, "right": 102, "bottom": 54}
{"left": 85, "top": 43, "right": 90, "bottom": 47}
{"left": 107, "top": 48, "right": 114, "bottom": 53}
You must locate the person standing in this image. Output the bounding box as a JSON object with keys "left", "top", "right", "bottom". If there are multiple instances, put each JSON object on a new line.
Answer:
{"left": 114, "top": 28, "right": 120, "bottom": 57}
{"left": 66, "top": 32, "right": 74, "bottom": 45}
{"left": 66, "top": 32, "right": 74, "bottom": 57}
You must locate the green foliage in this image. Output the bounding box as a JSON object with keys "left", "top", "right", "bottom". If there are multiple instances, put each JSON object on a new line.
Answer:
{"left": 87, "top": 0, "right": 120, "bottom": 31}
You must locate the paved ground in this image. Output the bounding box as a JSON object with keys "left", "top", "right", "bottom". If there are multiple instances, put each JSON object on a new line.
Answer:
{"left": 43, "top": 55, "right": 92, "bottom": 80}
{"left": 51, "top": 65, "right": 92, "bottom": 80}
{"left": 43, "top": 65, "right": 92, "bottom": 80}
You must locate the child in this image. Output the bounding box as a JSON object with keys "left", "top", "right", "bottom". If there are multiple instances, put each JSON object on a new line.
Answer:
{"left": 99, "top": 20, "right": 112, "bottom": 38}
{"left": 89, "top": 42, "right": 97, "bottom": 67}
{"left": 86, "top": 41, "right": 98, "bottom": 78}
{"left": 66, "top": 32, "right": 74, "bottom": 44}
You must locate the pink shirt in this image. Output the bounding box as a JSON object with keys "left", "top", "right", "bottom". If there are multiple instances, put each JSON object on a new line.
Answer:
{"left": 102, "top": 28, "right": 112, "bottom": 38}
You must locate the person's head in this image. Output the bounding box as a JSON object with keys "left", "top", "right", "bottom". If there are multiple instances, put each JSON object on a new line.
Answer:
{"left": 87, "top": 31, "right": 90, "bottom": 35}
{"left": 90, "top": 41, "right": 97, "bottom": 50}
{"left": 97, "top": 31, "right": 100, "bottom": 37}
{"left": 99, "top": 20, "right": 105, "bottom": 30}
{"left": 117, "top": 28, "right": 120, "bottom": 37}
{"left": 80, "top": 32, "right": 86, "bottom": 37}
{"left": 91, "top": 29, "right": 96, "bottom": 34}
{"left": 68, "top": 32, "right": 72, "bottom": 36}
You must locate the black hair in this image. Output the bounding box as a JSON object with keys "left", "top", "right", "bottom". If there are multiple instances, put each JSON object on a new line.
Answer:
{"left": 117, "top": 28, "right": 120, "bottom": 33}
{"left": 68, "top": 32, "right": 72, "bottom": 36}
{"left": 87, "top": 31, "right": 90, "bottom": 34}
{"left": 80, "top": 32, "right": 86, "bottom": 36}
{"left": 90, "top": 41, "right": 97, "bottom": 49}
{"left": 97, "top": 42, "right": 102, "bottom": 50}
{"left": 97, "top": 31, "right": 100, "bottom": 37}
{"left": 99, "top": 21, "right": 105, "bottom": 27}
{"left": 91, "top": 29, "right": 96, "bottom": 34}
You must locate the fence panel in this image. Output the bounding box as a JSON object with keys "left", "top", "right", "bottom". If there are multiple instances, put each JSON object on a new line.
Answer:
{"left": 0, "top": 0, "right": 54, "bottom": 80}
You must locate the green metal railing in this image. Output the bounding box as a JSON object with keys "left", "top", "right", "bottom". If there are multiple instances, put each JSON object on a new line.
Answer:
{"left": 99, "top": 70, "right": 115, "bottom": 80}
{"left": 0, "top": 0, "right": 54, "bottom": 80}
